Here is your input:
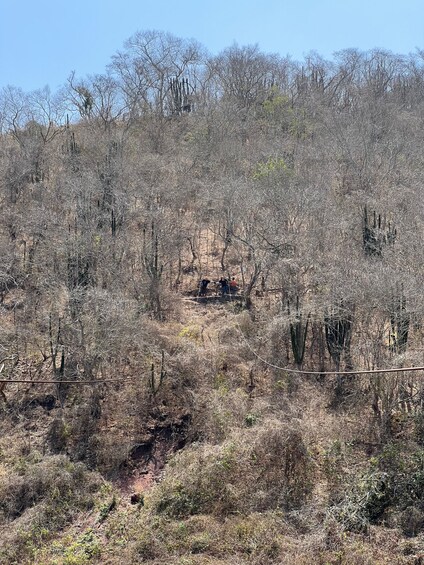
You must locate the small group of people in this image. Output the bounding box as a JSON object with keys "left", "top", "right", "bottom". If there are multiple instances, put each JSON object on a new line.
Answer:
{"left": 218, "top": 276, "right": 239, "bottom": 295}
{"left": 199, "top": 276, "right": 239, "bottom": 296}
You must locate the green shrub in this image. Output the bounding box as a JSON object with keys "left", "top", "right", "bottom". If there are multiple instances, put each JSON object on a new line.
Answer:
{"left": 328, "top": 471, "right": 390, "bottom": 533}
{"left": 62, "top": 530, "right": 101, "bottom": 564}
{"left": 329, "top": 443, "right": 424, "bottom": 535}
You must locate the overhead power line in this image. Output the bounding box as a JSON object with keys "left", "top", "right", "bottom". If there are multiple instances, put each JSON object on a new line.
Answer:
{"left": 0, "top": 376, "right": 139, "bottom": 385}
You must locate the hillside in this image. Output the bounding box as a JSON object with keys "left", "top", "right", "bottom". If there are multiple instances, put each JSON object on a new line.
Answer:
{"left": 2, "top": 34, "right": 424, "bottom": 563}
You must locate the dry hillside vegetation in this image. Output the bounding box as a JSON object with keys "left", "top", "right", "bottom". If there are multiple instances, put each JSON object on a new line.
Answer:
{"left": 2, "top": 32, "right": 424, "bottom": 563}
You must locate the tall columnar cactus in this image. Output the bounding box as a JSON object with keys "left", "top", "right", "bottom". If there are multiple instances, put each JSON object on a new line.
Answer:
{"left": 389, "top": 285, "right": 409, "bottom": 354}
{"left": 386, "top": 221, "right": 397, "bottom": 246}
{"left": 143, "top": 220, "right": 164, "bottom": 319}
{"left": 30, "top": 158, "right": 44, "bottom": 183}
{"left": 111, "top": 209, "right": 117, "bottom": 237}
{"left": 63, "top": 116, "right": 77, "bottom": 155}
{"left": 363, "top": 206, "right": 396, "bottom": 256}
{"left": 287, "top": 296, "right": 310, "bottom": 367}
{"left": 49, "top": 313, "right": 66, "bottom": 406}
{"left": 149, "top": 350, "right": 167, "bottom": 397}
{"left": 324, "top": 301, "right": 353, "bottom": 370}
{"left": 94, "top": 141, "right": 124, "bottom": 236}
{"left": 67, "top": 249, "right": 96, "bottom": 290}
{"left": 69, "top": 132, "right": 79, "bottom": 155}
{"left": 66, "top": 218, "right": 97, "bottom": 290}
{"left": 99, "top": 142, "right": 119, "bottom": 211}
{"left": 143, "top": 221, "right": 161, "bottom": 280}
{"left": 62, "top": 130, "right": 79, "bottom": 157}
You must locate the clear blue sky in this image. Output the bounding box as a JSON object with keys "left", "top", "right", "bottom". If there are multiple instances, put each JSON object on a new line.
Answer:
{"left": 1, "top": 0, "right": 423, "bottom": 91}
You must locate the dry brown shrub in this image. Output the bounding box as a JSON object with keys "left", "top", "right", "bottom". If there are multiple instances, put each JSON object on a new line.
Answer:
{"left": 192, "top": 388, "right": 252, "bottom": 443}
{"left": 0, "top": 455, "right": 101, "bottom": 563}
{"left": 148, "top": 418, "right": 314, "bottom": 518}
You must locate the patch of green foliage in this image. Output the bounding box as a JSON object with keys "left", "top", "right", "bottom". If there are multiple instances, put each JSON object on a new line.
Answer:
{"left": 55, "top": 529, "right": 101, "bottom": 564}
{"left": 252, "top": 157, "right": 290, "bottom": 180}
{"left": 329, "top": 443, "right": 424, "bottom": 535}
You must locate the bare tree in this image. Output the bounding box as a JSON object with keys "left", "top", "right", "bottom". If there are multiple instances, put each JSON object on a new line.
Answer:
{"left": 111, "top": 30, "right": 205, "bottom": 119}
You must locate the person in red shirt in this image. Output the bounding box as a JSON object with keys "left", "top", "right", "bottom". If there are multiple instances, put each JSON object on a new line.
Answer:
{"left": 229, "top": 277, "right": 238, "bottom": 293}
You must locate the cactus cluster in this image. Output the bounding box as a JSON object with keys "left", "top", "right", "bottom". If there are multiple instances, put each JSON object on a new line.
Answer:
{"left": 169, "top": 77, "right": 192, "bottom": 115}
{"left": 363, "top": 206, "right": 396, "bottom": 256}
{"left": 62, "top": 116, "right": 80, "bottom": 156}
{"left": 287, "top": 296, "right": 310, "bottom": 367}
{"left": 67, "top": 250, "right": 96, "bottom": 289}
{"left": 62, "top": 134, "right": 79, "bottom": 157}
{"left": 324, "top": 301, "right": 353, "bottom": 370}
